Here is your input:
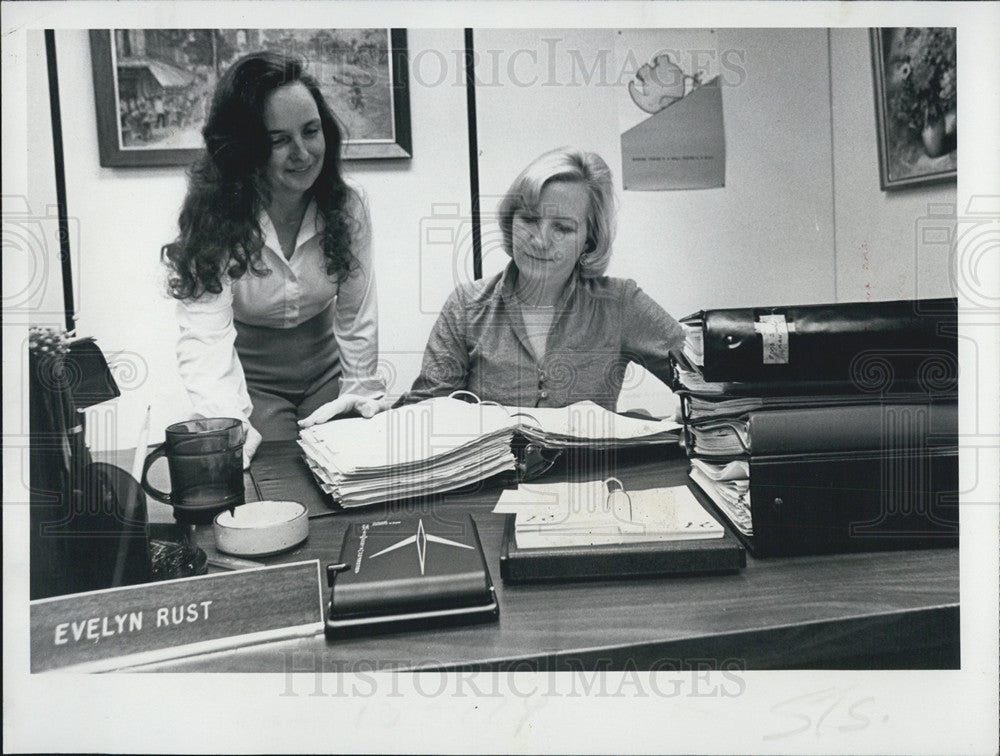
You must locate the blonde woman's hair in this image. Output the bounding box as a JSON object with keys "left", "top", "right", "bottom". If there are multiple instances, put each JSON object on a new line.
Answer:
{"left": 497, "top": 147, "right": 617, "bottom": 278}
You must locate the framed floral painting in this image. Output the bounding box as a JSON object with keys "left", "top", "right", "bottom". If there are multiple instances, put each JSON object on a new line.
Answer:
{"left": 870, "top": 28, "right": 956, "bottom": 190}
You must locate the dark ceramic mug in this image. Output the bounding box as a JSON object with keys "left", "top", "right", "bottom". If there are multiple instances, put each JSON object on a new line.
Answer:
{"left": 141, "top": 418, "right": 245, "bottom": 521}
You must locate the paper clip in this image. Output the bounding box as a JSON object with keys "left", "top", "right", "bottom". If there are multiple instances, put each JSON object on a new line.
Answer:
{"left": 604, "top": 477, "right": 632, "bottom": 522}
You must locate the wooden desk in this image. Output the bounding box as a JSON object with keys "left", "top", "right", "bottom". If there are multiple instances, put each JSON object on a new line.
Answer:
{"left": 129, "top": 441, "right": 959, "bottom": 672}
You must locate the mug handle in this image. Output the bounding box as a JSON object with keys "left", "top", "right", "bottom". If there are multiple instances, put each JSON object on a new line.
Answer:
{"left": 140, "top": 443, "right": 172, "bottom": 505}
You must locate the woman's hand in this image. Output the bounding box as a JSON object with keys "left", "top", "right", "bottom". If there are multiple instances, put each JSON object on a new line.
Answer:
{"left": 298, "top": 394, "right": 386, "bottom": 429}
{"left": 243, "top": 424, "right": 263, "bottom": 470}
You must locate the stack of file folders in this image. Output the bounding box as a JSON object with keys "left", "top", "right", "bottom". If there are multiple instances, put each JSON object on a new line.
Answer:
{"left": 672, "top": 297, "right": 959, "bottom": 557}
{"left": 298, "top": 396, "right": 682, "bottom": 508}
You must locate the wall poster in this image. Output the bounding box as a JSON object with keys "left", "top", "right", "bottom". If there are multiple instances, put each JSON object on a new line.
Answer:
{"left": 616, "top": 29, "right": 726, "bottom": 191}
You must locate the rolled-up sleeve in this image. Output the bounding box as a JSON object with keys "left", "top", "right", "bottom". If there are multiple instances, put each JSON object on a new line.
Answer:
{"left": 622, "top": 281, "right": 685, "bottom": 386}
{"left": 175, "top": 282, "right": 254, "bottom": 425}
{"left": 333, "top": 201, "right": 385, "bottom": 400}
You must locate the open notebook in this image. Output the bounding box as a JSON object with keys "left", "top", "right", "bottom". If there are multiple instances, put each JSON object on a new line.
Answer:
{"left": 298, "top": 396, "right": 681, "bottom": 508}
{"left": 494, "top": 478, "right": 724, "bottom": 548}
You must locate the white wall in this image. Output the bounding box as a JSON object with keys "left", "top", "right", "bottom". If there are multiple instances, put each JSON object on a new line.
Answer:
{"left": 4, "top": 31, "right": 65, "bottom": 335}
{"left": 23, "top": 32, "right": 67, "bottom": 328}
{"left": 50, "top": 27, "right": 955, "bottom": 449}
{"left": 4, "top": 31, "right": 65, "bottom": 484}
{"left": 829, "top": 28, "right": 957, "bottom": 302}
{"left": 474, "top": 28, "right": 839, "bottom": 414}
{"left": 54, "top": 29, "right": 470, "bottom": 450}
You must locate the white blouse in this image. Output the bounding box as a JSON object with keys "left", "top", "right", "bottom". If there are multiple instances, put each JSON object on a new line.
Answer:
{"left": 174, "top": 195, "right": 383, "bottom": 426}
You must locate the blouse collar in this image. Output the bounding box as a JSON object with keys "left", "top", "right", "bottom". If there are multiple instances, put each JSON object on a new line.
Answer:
{"left": 498, "top": 259, "right": 580, "bottom": 314}
{"left": 259, "top": 197, "right": 321, "bottom": 265}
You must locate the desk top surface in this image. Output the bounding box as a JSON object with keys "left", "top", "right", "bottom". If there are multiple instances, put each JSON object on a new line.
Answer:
{"left": 132, "top": 441, "right": 958, "bottom": 672}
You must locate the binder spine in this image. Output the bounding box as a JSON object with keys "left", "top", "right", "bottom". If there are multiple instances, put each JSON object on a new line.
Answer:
{"left": 745, "top": 401, "right": 958, "bottom": 456}
{"left": 698, "top": 297, "right": 958, "bottom": 384}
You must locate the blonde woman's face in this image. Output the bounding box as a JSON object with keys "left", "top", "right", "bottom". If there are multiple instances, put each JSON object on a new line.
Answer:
{"left": 511, "top": 179, "right": 589, "bottom": 290}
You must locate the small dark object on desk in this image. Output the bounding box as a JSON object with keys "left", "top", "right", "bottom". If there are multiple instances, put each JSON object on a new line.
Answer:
{"left": 149, "top": 522, "right": 208, "bottom": 579}
{"left": 150, "top": 539, "right": 208, "bottom": 579}
{"left": 325, "top": 514, "right": 498, "bottom": 639}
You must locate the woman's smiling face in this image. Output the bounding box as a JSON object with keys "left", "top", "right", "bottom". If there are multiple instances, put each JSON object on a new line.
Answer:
{"left": 263, "top": 81, "right": 325, "bottom": 199}
{"left": 511, "top": 179, "right": 590, "bottom": 293}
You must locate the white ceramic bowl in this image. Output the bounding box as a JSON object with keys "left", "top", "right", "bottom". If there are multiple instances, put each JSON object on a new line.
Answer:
{"left": 213, "top": 500, "right": 308, "bottom": 557}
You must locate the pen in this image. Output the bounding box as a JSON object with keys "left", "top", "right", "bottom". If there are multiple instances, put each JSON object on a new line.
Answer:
{"left": 207, "top": 554, "right": 266, "bottom": 571}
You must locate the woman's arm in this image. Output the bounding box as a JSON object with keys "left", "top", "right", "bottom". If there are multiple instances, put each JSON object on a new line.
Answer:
{"left": 175, "top": 283, "right": 261, "bottom": 464}
{"left": 621, "top": 281, "right": 685, "bottom": 387}
{"left": 395, "top": 287, "right": 472, "bottom": 406}
{"left": 331, "top": 197, "right": 386, "bottom": 401}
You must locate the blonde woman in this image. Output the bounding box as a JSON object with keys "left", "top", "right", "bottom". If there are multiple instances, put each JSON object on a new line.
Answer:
{"left": 401, "top": 147, "right": 684, "bottom": 410}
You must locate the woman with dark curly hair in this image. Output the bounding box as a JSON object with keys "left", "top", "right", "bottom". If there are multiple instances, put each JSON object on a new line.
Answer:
{"left": 163, "top": 52, "right": 384, "bottom": 465}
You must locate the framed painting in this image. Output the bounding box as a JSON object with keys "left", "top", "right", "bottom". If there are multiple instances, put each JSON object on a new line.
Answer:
{"left": 89, "top": 28, "right": 411, "bottom": 167}
{"left": 870, "top": 27, "right": 956, "bottom": 190}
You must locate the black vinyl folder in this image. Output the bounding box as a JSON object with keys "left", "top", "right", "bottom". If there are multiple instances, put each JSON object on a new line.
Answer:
{"left": 683, "top": 400, "right": 959, "bottom": 457}
{"left": 686, "top": 297, "right": 957, "bottom": 384}
{"left": 499, "top": 511, "right": 746, "bottom": 584}
{"left": 690, "top": 448, "right": 959, "bottom": 558}
{"left": 325, "top": 514, "right": 498, "bottom": 638}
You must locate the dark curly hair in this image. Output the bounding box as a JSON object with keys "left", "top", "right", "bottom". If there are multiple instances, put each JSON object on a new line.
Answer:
{"left": 163, "top": 51, "right": 361, "bottom": 300}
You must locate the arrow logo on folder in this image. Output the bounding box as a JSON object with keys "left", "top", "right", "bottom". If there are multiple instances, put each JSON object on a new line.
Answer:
{"left": 367, "top": 518, "right": 473, "bottom": 575}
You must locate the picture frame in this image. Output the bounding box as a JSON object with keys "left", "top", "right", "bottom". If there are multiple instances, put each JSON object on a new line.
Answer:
{"left": 870, "top": 27, "right": 956, "bottom": 190}
{"left": 89, "top": 28, "right": 412, "bottom": 167}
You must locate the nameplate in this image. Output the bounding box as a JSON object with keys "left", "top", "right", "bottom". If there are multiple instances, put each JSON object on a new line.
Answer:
{"left": 30, "top": 560, "right": 323, "bottom": 672}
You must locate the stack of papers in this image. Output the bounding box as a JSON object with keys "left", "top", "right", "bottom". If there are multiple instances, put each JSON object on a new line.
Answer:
{"left": 673, "top": 361, "right": 735, "bottom": 396}
{"left": 298, "top": 397, "right": 682, "bottom": 508}
{"left": 680, "top": 318, "right": 704, "bottom": 368}
{"left": 687, "top": 419, "right": 750, "bottom": 456}
{"left": 511, "top": 404, "right": 681, "bottom": 449}
{"left": 684, "top": 394, "right": 774, "bottom": 421}
{"left": 299, "top": 397, "right": 517, "bottom": 507}
{"left": 687, "top": 458, "right": 753, "bottom": 536}
{"left": 494, "top": 479, "right": 725, "bottom": 548}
